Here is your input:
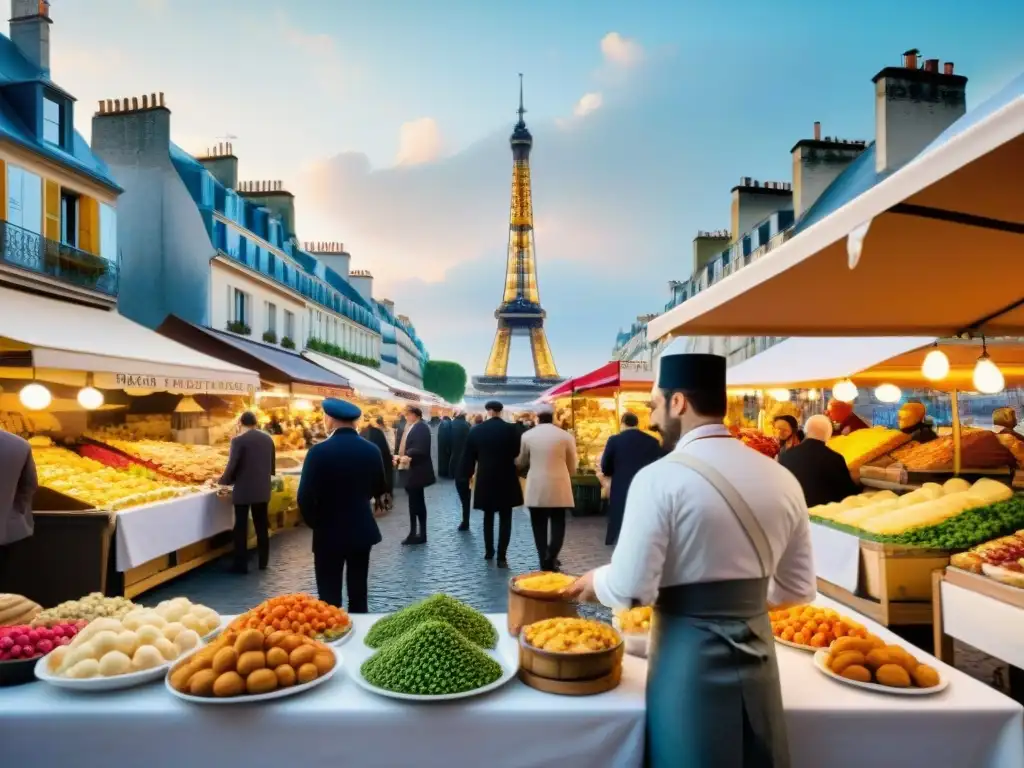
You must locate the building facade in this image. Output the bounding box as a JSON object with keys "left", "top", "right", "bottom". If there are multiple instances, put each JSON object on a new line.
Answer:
{"left": 90, "top": 100, "right": 428, "bottom": 386}
{"left": 613, "top": 50, "right": 968, "bottom": 371}
{"left": 0, "top": 0, "right": 121, "bottom": 310}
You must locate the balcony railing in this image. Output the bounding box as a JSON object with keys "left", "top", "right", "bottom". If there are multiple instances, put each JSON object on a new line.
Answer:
{"left": 1, "top": 219, "right": 118, "bottom": 296}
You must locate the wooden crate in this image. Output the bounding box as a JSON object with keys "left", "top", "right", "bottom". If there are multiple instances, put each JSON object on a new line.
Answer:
{"left": 860, "top": 540, "right": 950, "bottom": 602}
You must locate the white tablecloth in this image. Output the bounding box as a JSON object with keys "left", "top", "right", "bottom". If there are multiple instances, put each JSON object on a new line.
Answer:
{"left": 810, "top": 522, "right": 862, "bottom": 592}
{"left": 2, "top": 605, "right": 1022, "bottom": 767}
{"left": 115, "top": 490, "right": 233, "bottom": 571}
{"left": 940, "top": 579, "right": 1024, "bottom": 669}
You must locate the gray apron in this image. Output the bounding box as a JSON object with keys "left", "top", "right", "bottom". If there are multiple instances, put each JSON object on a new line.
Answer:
{"left": 645, "top": 452, "right": 790, "bottom": 768}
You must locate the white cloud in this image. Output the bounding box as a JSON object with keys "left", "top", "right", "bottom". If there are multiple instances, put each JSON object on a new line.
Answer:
{"left": 279, "top": 14, "right": 356, "bottom": 97}
{"left": 394, "top": 118, "right": 443, "bottom": 167}
{"left": 573, "top": 92, "right": 604, "bottom": 118}
{"left": 600, "top": 32, "right": 644, "bottom": 68}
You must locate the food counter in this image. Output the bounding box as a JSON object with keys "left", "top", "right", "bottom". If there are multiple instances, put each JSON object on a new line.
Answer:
{"left": 3, "top": 597, "right": 1022, "bottom": 768}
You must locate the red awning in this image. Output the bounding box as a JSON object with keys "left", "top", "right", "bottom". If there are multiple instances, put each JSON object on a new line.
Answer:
{"left": 540, "top": 361, "right": 622, "bottom": 400}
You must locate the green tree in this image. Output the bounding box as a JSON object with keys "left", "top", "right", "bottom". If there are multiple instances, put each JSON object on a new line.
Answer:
{"left": 423, "top": 360, "right": 467, "bottom": 403}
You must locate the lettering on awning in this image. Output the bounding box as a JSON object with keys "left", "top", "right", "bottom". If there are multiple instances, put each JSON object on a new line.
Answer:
{"left": 95, "top": 372, "right": 257, "bottom": 395}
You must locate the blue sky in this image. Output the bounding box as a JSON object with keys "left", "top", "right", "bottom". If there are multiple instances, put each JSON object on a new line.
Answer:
{"left": 52, "top": 0, "right": 1024, "bottom": 375}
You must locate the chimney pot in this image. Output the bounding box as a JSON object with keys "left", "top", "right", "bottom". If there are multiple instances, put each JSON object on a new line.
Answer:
{"left": 813, "top": 121, "right": 821, "bottom": 140}
{"left": 902, "top": 49, "right": 919, "bottom": 69}
{"left": 142, "top": 94, "right": 149, "bottom": 108}
{"left": 924, "top": 59, "right": 938, "bottom": 73}
{"left": 131, "top": 96, "right": 139, "bottom": 110}
{"left": 943, "top": 62, "right": 954, "bottom": 75}
{"left": 159, "top": 92, "right": 165, "bottom": 106}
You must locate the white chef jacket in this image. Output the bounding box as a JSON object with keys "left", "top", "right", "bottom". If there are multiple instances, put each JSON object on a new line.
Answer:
{"left": 593, "top": 423, "right": 817, "bottom": 610}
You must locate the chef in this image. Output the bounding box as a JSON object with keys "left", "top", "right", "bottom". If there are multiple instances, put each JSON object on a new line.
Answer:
{"left": 564, "top": 342, "right": 816, "bottom": 767}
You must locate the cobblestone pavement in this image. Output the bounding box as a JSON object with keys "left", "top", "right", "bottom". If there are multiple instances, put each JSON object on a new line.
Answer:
{"left": 145, "top": 479, "right": 1010, "bottom": 695}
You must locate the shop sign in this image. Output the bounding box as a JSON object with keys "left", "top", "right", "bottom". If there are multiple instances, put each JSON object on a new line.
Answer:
{"left": 618, "top": 360, "right": 653, "bottom": 381}
{"left": 96, "top": 372, "right": 256, "bottom": 395}
{"left": 290, "top": 383, "right": 352, "bottom": 399}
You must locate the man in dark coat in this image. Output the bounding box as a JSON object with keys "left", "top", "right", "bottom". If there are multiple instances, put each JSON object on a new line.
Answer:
{"left": 779, "top": 414, "right": 859, "bottom": 508}
{"left": 448, "top": 412, "right": 472, "bottom": 531}
{"left": 298, "top": 399, "right": 385, "bottom": 612}
{"left": 360, "top": 416, "right": 394, "bottom": 498}
{"left": 396, "top": 405, "right": 435, "bottom": 545}
{"left": 600, "top": 412, "right": 663, "bottom": 546}
{"left": 219, "top": 411, "right": 277, "bottom": 573}
{"left": 437, "top": 416, "right": 453, "bottom": 479}
{"left": 458, "top": 400, "right": 522, "bottom": 568}
{"left": 393, "top": 414, "right": 407, "bottom": 454}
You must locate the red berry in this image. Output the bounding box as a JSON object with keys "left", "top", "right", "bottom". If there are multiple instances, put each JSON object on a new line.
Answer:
{"left": 52, "top": 626, "right": 65, "bottom": 638}
{"left": 0, "top": 637, "right": 12, "bottom": 651}
{"left": 58, "top": 636, "right": 71, "bottom": 646}
{"left": 10, "top": 645, "right": 21, "bottom": 656}
{"left": 26, "top": 630, "right": 39, "bottom": 643}
{"left": 37, "top": 639, "right": 53, "bottom": 653}
{"left": 14, "top": 634, "right": 29, "bottom": 647}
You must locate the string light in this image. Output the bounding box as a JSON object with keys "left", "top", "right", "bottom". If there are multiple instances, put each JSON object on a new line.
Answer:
{"left": 832, "top": 379, "right": 858, "bottom": 403}
{"left": 767, "top": 388, "right": 791, "bottom": 402}
{"left": 874, "top": 383, "right": 902, "bottom": 403}
{"left": 973, "top": 338, "right": 1005, "bottom": 395}
{"left": 921, "top": 344, "right": 950, "bottom": 381}
{"left": 19, "top": 383, "right": 52, "bottom": 411}
{"left": 77, "top": 386, "right": 104, "bottom": 410}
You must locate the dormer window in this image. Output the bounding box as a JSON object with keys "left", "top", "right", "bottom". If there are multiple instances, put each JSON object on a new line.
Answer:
{"left": 43, "top": 95, "right": 64, "bottom": 147}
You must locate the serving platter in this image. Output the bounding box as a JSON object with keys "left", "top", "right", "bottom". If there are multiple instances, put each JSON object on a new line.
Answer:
{"left": 350, "top": 647, "right": 517, "bottom": 702}
{"left": 34, "top": 655, "right": 172, "bottom": 691}
{"left": 812, "top": 650, "right": 948, "bottom": 696}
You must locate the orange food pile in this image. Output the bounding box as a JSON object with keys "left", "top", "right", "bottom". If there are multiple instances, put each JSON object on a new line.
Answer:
{"left": 228, "top": 593, "right": 351, "bottom": 642}
{"left": 769, "top": 605, "right": 868, "bottom": 648}
{"left": 824, "top": 635, "right": 941, "bottom": 689}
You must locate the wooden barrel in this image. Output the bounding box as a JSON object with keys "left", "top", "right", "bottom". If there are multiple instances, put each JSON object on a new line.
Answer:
{"left": 507, "top": 572, "right": 579, "bottom": 636}
{"left": 518, "top": 635, "right": 624, "bottom": 695}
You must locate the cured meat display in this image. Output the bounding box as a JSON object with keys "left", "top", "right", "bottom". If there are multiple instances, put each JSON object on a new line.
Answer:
{"left": 729, "top": 427, "right": 780, "bottom": 459}
{"left": 897, "top": 430, "right": 1017, "bottom": 472}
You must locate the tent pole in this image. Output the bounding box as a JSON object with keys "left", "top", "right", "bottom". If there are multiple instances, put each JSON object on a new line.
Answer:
{"left": 951, "top": 389, "right": 962, "bottom": 476}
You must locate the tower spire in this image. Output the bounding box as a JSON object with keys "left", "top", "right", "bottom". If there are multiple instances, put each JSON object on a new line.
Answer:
{"left": 517, "top": 73, "right": 526, "bottom": 125}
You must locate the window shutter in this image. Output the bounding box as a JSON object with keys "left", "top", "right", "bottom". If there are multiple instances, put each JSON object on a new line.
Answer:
{"left": 44, "top": 179, "right": 60, "bottom": 241}
{"left": 78, "top": 196, "right": 99, "bottom": 254}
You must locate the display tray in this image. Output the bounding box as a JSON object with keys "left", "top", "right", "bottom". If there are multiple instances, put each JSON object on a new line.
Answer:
{"left": 0, "top": 656, "right": 40, "bottom": 687}
{"left": 34, "top": 655, "right": 172, "bottom": 691}
{"left": 812, "top": 649, "right": 948, "bottom": 696}
{"left": 166, "top": 647, "right": 340, "bottom": 704}
{"left": 774, "top": 636, "right": 818, "bottom": 653}
{"left": 350, "top": 647, "right": 518, "bottom": 702}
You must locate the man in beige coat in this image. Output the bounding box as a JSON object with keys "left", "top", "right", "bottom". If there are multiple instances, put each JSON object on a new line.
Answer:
{"left": 516, "top": 407, "right": 577, "bottom": 571}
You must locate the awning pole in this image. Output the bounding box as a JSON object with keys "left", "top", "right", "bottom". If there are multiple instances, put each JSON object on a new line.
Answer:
{"left": 951, "top": 389, "right": 962, "bottom": 476}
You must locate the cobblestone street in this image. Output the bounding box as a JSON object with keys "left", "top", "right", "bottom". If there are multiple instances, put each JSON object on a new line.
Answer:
{"left": 145, "top": 478, "right": 1010, "bottom": 697}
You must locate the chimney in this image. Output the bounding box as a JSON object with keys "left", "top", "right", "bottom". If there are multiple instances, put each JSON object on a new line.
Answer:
{"left": 10, "top": 0, "right": 51, "bottom": 73}
{"left": 873, "top": 48, "right": 968, "bottom": 175}
{"left": 237, "top": 180, "right": 295, "bottom": 237}
{"left": 91, "top": 92, "right": 172, "bottom": 165}
{"left": 691, "top": 229, "right": 730, "bottom": 274}
{"left": 195, "top": 142, "right": 238, "bottom": 190}
{"left": 305, "top": 240, "right": 349, "bottom": 279}
{"left": 729, "top": 178, "right": 792, "bottom": 242}
{"left": 347, "top": 269, "right": 374, "bottom": 303}
{"left": 790, "top": 123, "right": 868, "bottom": 217}
{"left": 378, "top": 298, "right": 395, "bottom": 315}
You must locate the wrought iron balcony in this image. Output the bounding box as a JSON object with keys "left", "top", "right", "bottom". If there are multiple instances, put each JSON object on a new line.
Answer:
{"left": 1, "top": 219, "right": 118, "bottom": 296}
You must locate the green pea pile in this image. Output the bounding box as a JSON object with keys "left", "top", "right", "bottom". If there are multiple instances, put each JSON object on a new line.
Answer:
{"left": 365, "top": 594, "right": 498, "bottom": 649}
{"left": 361, "top": 620, "right": 503, "bottom": 696}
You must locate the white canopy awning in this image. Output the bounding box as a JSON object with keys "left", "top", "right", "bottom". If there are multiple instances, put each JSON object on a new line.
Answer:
{"left": 0, "top": 287, "right": 259, "bottom": 395}
{"left": 349, "top": 362, "right": 446, "bottom": 407}
{"left": 302, "top": 351, "right": 399, "bottom": 402}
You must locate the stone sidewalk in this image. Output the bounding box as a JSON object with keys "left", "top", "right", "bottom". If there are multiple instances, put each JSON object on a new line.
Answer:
{"left": 144, "top": 479, "right": 1010, "bottom": 696}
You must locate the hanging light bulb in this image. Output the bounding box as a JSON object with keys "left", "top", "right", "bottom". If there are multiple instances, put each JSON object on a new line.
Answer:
{"left": 973, "top": 339, "right": 1005, "bottom": 394}
{"left": 874, "top": 383, "right": 902, "bottom": 403}
{"left": 806, "top": 388, "right": 820, "bottom": 401}
{"left": 832, "top": 379, "right": 858, "bottom": 403}
{"left": 921, "top": 344, "right": 950, "bottom": 381}
{"left": 77, "top": 386, "right": 104, "bottom": 410}
{"left": 19, "top": 383, "right": 52, "bottom": 411}
{"left": 767, "top": 388, "right": 791, "bottom": 402}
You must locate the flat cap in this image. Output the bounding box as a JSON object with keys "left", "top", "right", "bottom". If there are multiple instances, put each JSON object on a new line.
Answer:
{"left": 322, "top": 398, "right": 361, "bottom": 421}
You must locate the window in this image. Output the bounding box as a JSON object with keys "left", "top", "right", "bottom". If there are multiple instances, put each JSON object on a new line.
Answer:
{"left": 99, "top": 203, "right": 117, "bottom": 262}
{"left": 43, "top": 97, "right": 63, "bottom": 147}
{"left": 233, "top": 288, "right": 249, "bottom": 325}
{"left": 265, "top": 302, "right": 277, "bottom": 333}
{"left": 60, "top": 189, "right": 79, "bottom": 247}
{"left": 283, "top": 310, "right": 295, "bottom": 340}
{"left": 6, "top": 164, "right": 41, "bottom": 234}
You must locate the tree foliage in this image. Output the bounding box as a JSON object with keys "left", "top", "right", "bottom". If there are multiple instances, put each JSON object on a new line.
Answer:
{"left": 423, "top": 360, "right": 467, "bottom": 403}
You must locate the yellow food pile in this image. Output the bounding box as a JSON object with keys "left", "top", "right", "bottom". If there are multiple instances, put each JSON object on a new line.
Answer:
{"left": 810, "top": 478, "right": 1012, "bottom": 535}
{"left": 824, "top": 635, "right": 941, "bottom": 689}
{"left": 827, "top": 427, "right": 911, "bottom": 470}
{"left": 515, "top": 572, "right": 575, "bottom": 593}
{"left": 616, "top": 606, "right": 652, "bottom": 633}
{"left": 32, "top": 447, "right": 189, "bottom": 510}
{"left": 101, "top": 439, "right": 228, "bottom": 484}
{"left": 770, "top": 605, "right": 868, "bottom": 648}
{"left": 169, "top": 627, "right": 336, "bottom": 698}
{"left": 523, "top": 617, "right": 620, "bottom": 653}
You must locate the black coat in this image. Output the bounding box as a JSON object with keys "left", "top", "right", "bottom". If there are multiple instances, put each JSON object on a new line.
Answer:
{"left": 401, "top": 420, "right": 436, "bottom": 490}
{"left": 297, "top": 428, "right": 385, "bottom": 555}
{"left": 601, "top": 429, "right": 663, "bottom": 544}
{"left": 437, "top": 418, "right": 453, "bottom": 478}
{"left": 448, "top": 416, "right": 471, "bottom": 477}
{"left": 219, "top": 428, "right": 277, "bottom": 506}
{"left": 360, "top": 426, "right": 393, "bottom": 493}
{"left": 459, "top": 416, "right": 523, "bottom": 510}
{"left": 779, "top": 438, "right": 860, "bottom": 509}
{"left": 394, "top": 417, "right": 407, "bottom": 453}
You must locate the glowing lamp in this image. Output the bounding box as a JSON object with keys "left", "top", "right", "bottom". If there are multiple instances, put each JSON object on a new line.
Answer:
{"left": 77, "top": 386, "right": 105, "bottom": 410}
{"left": 19, "top": 383, "right": 52, "bottom": 411}
{"left": 806, "top": 389, "right": 820, "bottom": 400}
{"left": 921, "top": 347, "right": 950, "bottom": 381}
{"left": 767, "top": 388, "right": 791, "bottom": 402}
{"left": 292, "top": 399, "right": 314, "bottom": 412}
{"left": 874, "top": 383, "right": 902, "bottom": 404}
{"left": 973, "top": 353, "right": 1005, "bottom": 395}
{"left": 832, "top": 379, "right": 858, "bottom": 403}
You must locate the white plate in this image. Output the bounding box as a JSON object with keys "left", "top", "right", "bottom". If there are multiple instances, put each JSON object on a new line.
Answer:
{"left": 34, "top": 654, "right": 173, "bottom": 691}
{"left": 325, "top": 625, "right": 355, "bottom": 647}
{"left": 774, "top": 636, "right": 818, "bottom": 652}
{"left": 612, "top": 617, "right": 648, "bottom": 658}
{"left": 812, "top": 649, "right": 948, "bottom": 695}
{"left": 165, "top": 647, "right": 341, "bottom": 704}
{"left": 350, "top": 647, "right": 517, "bottom": 702}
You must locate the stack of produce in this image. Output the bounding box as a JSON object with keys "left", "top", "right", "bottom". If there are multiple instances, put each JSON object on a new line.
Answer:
{"left": 228, "top": 593, "right": 351, "bottom": 643}
{"left": 951, "top": 530, "right": 1024, "bottom": 587}
{"left": 616, "top": 605, "right": 652, "bottom": 634}
{"left": 32, "top": 447, "right": 191, "bottom": 510}
{"left": 569, "top": 398, "right": 618, "bottom": 471}
{"left": 769, "top": 604, "right": 868, "bottom": 648}
{"left": 0, "top": 410, "right": 61, "bottom": 435}
{"left": 33, "top": 593, "right": 140, "bottom": 625}
{"left": 823, "top": 635, "right": 941, "bottom": 690}
{"left": 523, "top": 617, "right": 621, "bottom": 653}
{"left": 152, "top": 597, "right": 221, "bottom": 637}
{"left": 44, "top": 609, "right": 202, "bottom": 679}
{"left": 88, "top": 417, "right": 173, "bottom": 441}
{"left": 514, "top": 572, "right": 575, "bottom": 593}
{"left": 897, "top": 430, "right": 1017, "bottom": 471}
{"left": 78, "top": 444, "right": 163, "bottom": 478}
{"left": 729, "top": 427, "right": 780, "bottom": 459}
{"left": 169, "top": 628, "right": 336, "bottom": 698}
{"left": 94, "top": 439, "right": 228, "bottom": 484}
{"left": 0, "top": 594, "right": 41, "bottom": 627}
{"left": 1, "top": 620, "right": 84, "bottom": 661}
{"left": 365, "top": 593, "right": 498, "bottom": 649}
{"left": 827, "top": 427, "right": 911, "bottom": 470}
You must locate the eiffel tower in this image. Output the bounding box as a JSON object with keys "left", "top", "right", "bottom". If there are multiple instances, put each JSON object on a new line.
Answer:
{"left": 471, "top": 75, "right": 564, "bottom": 403}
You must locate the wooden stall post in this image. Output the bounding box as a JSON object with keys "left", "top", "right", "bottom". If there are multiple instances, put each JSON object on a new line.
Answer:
{"left": 951, "top": 389, "right": 962, "bottom": 476}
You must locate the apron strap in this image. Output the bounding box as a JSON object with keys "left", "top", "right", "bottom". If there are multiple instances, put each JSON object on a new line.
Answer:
{"left": 666, "top": 452, "right": 774, "bottom": 578}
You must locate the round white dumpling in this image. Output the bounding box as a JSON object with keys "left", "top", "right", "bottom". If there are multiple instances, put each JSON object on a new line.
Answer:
{"left": 113, "top": 630, "right": 138, "bottom": 657}
{"left": 135, "top": 625, "right": 163, "bottom": 646}
{"left": 174, "top": 629, "right": 200, "bottom": 654}
{"left": 98, "top": 650, "right": 132, "bottom": 678}
{"left": 66, "top": 658, "right": 100, "bottom": 679}
{"left": 90, "top": 630, "right": 119, "bottom": 657}
{"left": 161, "top": 622, "right": 186, "bottom": 641}
{"left": 47, "top": 645, "right": 69, "bottom": 672}
{"left": 131, "top": 644, "right": 164, "bottom": 671}
{"left": 153, "top": 637, "right": 179, "bottom": 661}
{"left": 120, "top": 610, "right": 148, "bottom": 631}
{"left": 158, "top": 603, "right": 188, "bottom": 623}
{"left": 198, "top": 618, "right": 219, "bottom": 636}
{"left": 65, "top": 641, "right": 98, "bottom": 668}
{"left": 77, "top": 617, "right": 121, "bottom": 643}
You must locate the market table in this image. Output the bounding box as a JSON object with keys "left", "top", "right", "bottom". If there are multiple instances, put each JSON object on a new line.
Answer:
{"left": 2, "top": 603, "right": 1022, "bottom": 768}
